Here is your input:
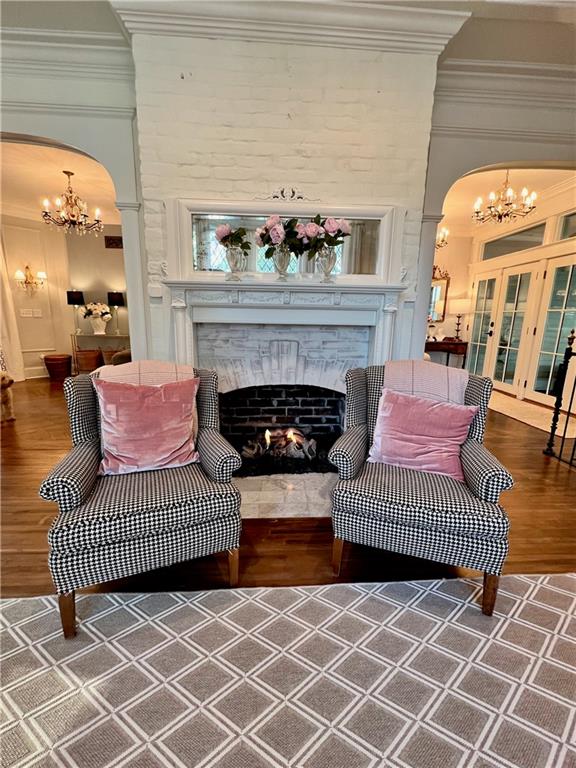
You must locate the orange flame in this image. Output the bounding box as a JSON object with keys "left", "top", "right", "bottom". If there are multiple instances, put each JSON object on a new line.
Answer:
{"left": 287, "top": 429, "right": 296, "bottom": 443}
{"left": 264, "top": 429, "right": 271, "bottom": 448}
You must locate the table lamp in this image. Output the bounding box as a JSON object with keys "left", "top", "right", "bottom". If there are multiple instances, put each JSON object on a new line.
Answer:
{"left": 107, "top": 292, "right": 125, "bottom": 335}
{"left": 449, "top": 298, "right": 471, "bottom": 340}
{"left": 66, "top": 290, "right": 85, "bottom": 334}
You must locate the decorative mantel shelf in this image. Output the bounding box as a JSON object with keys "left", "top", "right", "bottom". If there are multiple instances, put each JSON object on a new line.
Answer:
{"left": 164, "top": 276, "right": 405, "bottom": 392}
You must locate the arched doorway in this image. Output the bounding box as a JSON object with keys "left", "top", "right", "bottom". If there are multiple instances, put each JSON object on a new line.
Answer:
{"left": 431, "top": 165, "right": 575, "bottom": 408}
{"left": 1, "top": 138, "right": 130, "bottom": 378}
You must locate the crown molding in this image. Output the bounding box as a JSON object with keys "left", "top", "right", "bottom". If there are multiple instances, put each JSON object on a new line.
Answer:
{"left": 111, "top": 1, "right": 469, "bottom": 55}
{"left": 0, "top": 27, "right": 128, "bottom": 48}
{"left": 436, "top": 58, "right": 576, "bottom": 111}
{"left": 431, "top": 125, "right": 575, "bottom": 146}
{"left": 1, "top": 101, "right": 135, "bottom": 119}
{"left": 1, "top": 30, "right": 134, "bottom": 82}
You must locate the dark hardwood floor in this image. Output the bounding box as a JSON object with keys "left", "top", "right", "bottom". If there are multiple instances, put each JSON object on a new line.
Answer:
{"left": 1, "top": 378, "right": 574, "bottom": 597}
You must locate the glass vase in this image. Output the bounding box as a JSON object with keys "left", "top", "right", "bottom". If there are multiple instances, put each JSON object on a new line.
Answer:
{"left": 273, "top": 243, "right": 292, "bottom": 282}
{"left": 224, "top": 245, "right": 244, "bottom": 281}
{"left": 316, "top": 245, "right": 337, "bottom": 283}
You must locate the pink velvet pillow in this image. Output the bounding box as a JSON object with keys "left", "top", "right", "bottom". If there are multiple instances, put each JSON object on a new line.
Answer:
{"left": 367, "top": 388, "right": 478, "bottom": 482}
{"left": 94, "top": 377, "right": 200, "bottom": 476}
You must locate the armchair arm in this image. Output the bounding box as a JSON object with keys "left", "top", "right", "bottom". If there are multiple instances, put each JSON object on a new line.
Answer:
{"left": 39, "top": 439, "right": 101, "bottom": 512}
{"left": 460, "top": 439, "right": 513, "bottom": 503}
{"left": 197, "top": 428, "right": 241, "bottom": 483}
{"left": 328, "top": 424, "right": 368, "bottom": 481}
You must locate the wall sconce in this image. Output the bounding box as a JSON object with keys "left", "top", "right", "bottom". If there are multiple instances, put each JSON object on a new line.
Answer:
{"left": 107, "top": 291, "right": 125, "bottom": 336}
{"left": 67, "top": 290, "right": 85, "bottom": 335}
{"left": 15, "top": 265, "right": 47, "bottom": 293}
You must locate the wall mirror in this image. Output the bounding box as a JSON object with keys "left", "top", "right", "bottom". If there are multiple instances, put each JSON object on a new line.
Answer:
{"left": 190, "top": 213, "right": 380, "bottom": 276}
{"left": 429, "top": 265, "right": 450, "bottom": 322}
{"left": 165, "top": 199, "right": 406, "bottom": 283}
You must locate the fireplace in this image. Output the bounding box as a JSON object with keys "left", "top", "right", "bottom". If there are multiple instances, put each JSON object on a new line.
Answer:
{"left": 219, "top": 384, "right": 345, "bottom": 476}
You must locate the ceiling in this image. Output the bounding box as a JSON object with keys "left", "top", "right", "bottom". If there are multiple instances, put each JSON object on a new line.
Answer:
{"left": 1, "top": 142, "right": 120, "bottom": 225}
{"left": 441, "top": 167, "right": 576, "bottom": 234}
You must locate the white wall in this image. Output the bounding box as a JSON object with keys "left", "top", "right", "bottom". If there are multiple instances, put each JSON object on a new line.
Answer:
{"left": 67, "top": 224, "right": 130, "bottom": 335}
{"left": 130, "top": 35, "right": 441, "bottom": 361}
{"left": 1, "top": 216, "right": 72, "bottom": 377}
{"left": 433, "top": 235, "right": 473, "bottom": 338}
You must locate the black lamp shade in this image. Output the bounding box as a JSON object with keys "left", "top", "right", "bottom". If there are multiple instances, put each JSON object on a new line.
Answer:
{"left": 107, "top": 291, "right": 125, "bottom": 307}
{"left": 67, "top": 290, "right": 85, "bottom": 306}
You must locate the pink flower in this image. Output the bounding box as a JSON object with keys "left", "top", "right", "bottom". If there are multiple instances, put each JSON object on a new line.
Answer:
{"left": 323, "top": 217, "right": 340, "bottom": 235}
{"left": 215, "top": 223, "right": 232, "bottom": 242}
{"left": 295, "top": 223, "right": 307, "bottom": 239}
{"left": 265, "top": 215, "right": 282, "bottom": 229}
{"left": 337, "top": 218, "right": 351, "bottom": 235}
{"left": 255, "top": 226, "right": 265, "bottom": 247}
{"left": 269, "top": 223, "right": 286, "bottom": 244}
{"left": 305, "top": 222, "right": 324, "bottom": 239}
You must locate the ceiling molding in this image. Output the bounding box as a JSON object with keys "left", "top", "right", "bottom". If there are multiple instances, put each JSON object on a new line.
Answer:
{"left": 2, "top": 101, "right": 136, "bottom": 119}
{"left": 111, "top": 1, "right": 469, "bottom": 55}
{"left": 1, "top": 33, "right": 134, "bottom": 82}
{"left": 0, "top": 27, "right": 128, "bottom": 48}
{"left": 436, "top": 59, "right": 576, "bottom": 111}
{"left": 431, "top": 125, "right": 575, "bottom": 146}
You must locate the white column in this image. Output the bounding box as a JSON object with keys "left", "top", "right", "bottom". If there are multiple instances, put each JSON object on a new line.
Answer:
{"left": 372, "top": 297, "right": 398, "bottom": 364}
{"left": 116, "top": 201, "right": 150, "bottom": 360}
{"left": 171, "top": 291, "right": 193, "bottom": 365}
{"left": 410, "top": 213, "right": 443, "bottom": 359}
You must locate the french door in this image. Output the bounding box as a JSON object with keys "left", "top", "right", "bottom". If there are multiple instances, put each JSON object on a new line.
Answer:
{"left": 468, "top": 274, "right": 498, "bottom": 378}
{"left": 526, "top": 254, "right": 576, "bottom": 405}
{"left": 491, "top": 267, "right": 535, "bottom": 396}
{"left": 469, "top": 253, "right": 576, "bottom": 404}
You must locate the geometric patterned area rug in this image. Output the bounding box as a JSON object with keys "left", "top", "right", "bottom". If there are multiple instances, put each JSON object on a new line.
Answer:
{"left": 1, "top": 575, "right": 575, "bottom": 768}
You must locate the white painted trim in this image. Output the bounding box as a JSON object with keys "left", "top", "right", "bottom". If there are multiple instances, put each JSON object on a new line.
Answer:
{"left": 469, "top": 238, "right": 576, "bottom": 277}
{"left": 431, "top": 126, "right": 575, "bottom": 146}
{"left": 436, "top": 58, "right": 576, "bottom": 111}
{"left": 1, "top": 102, "right": 135, "bottom": 119}
{"left": 1, "top": 28, "right": 128, "bottom": 47}
{"left": 112, "top": 0, "right": 468, "bottom": 54}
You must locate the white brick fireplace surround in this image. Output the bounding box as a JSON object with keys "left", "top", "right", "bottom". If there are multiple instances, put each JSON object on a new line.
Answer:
{"left": 111, "top": 0, "right": 470, "bottom": 362}
{"left": 165, "top": 278, "right": 404, "bottom": 392}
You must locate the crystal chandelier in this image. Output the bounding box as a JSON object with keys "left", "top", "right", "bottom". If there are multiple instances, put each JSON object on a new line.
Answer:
{"left": 41, "top": 171, "right": 103, "bottom": 235}
{"left": 473, "top": 170, "right": 537, "bottom": 224}
{"left": 435, "top": 227, "right": 449, "bottom": 249}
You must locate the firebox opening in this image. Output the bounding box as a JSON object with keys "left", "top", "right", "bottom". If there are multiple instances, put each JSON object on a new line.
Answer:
{"left": 219, "top": 384, "right": 345, "bottom": 477}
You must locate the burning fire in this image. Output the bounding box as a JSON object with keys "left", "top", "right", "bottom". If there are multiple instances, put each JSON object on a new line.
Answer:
{"left": 287, "top": 429, "right": 297, "bottom": 444}
{"left": 264, "top": 429, "right": 271, "bottom": 449}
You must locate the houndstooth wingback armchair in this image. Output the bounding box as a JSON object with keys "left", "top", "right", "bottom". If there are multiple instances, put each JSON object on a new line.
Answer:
{"left": 39, "top": 367, "right": 241, "bottom": 638}
{"left": 328, "top": 366, "right": 513, "bottom": 615}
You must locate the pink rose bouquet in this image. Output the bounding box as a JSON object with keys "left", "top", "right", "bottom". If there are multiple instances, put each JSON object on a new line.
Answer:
{"left": 303, "top": 215, "right": 352, "bottom": 259}
{"left": 214, "top": 222, "right": 251, "bottom": 255}
{"left": 257, "top": 215, "right": 308, "bottom": 259}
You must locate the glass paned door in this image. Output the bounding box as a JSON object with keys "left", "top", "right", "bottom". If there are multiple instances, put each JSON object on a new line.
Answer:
{"left": 468, "top": 277, "right": 497, "bottom": 376}
{"left": 532, "top": 261, "right": 576, "bottom": 397}
{"left": 493, "top": 271, "right": 531, "bottom": 390}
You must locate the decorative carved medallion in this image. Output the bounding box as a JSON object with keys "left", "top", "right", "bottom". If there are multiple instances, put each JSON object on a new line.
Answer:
{"left": 254, "top": 186, "right": 318, "bottom": 202}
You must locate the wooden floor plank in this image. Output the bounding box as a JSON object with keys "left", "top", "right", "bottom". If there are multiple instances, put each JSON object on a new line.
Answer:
{"left": 1, "top": 378, "right": 574, "bottom": 597}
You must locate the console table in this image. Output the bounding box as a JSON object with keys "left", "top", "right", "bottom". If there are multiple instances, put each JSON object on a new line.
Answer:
{"left": 70, "top": 334, "right": 130, "bottom": 373}
{"left": 425, "top": 339, "right": 468, "bottom": 368}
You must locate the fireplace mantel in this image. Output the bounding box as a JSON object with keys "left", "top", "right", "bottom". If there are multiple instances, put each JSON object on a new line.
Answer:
{"left": 164, "top": 275, "right": 405, "bottom": 391}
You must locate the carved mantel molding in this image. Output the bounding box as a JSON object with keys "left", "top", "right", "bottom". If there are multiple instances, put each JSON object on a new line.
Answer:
{"left": 164, "top": 277, "right": 404, "bottom": 390}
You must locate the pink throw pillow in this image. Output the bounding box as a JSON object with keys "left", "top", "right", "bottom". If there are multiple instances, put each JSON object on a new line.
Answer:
{"left": 367, "top": 388, "right": 478, "bottom": 482}
{"left": 94, "top": 377, "right": 200, "bottom": 476}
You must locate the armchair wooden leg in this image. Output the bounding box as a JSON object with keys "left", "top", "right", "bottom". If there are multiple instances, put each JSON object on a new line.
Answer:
{"left": 227, "top": 548, "right": 239, "bottom": 588}
{"left": 58, "top": 591, "right": 76, "bottom": 638}
{"left": 332, "top": 538, "right": 344, "bottom": 577}
{"left": 482, "top": 573, "right": 499, "bottom": 616}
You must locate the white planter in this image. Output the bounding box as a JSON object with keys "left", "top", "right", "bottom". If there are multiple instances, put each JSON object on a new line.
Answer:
{"left": 89, "top": 317, "right": 110, "bottom": 335}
